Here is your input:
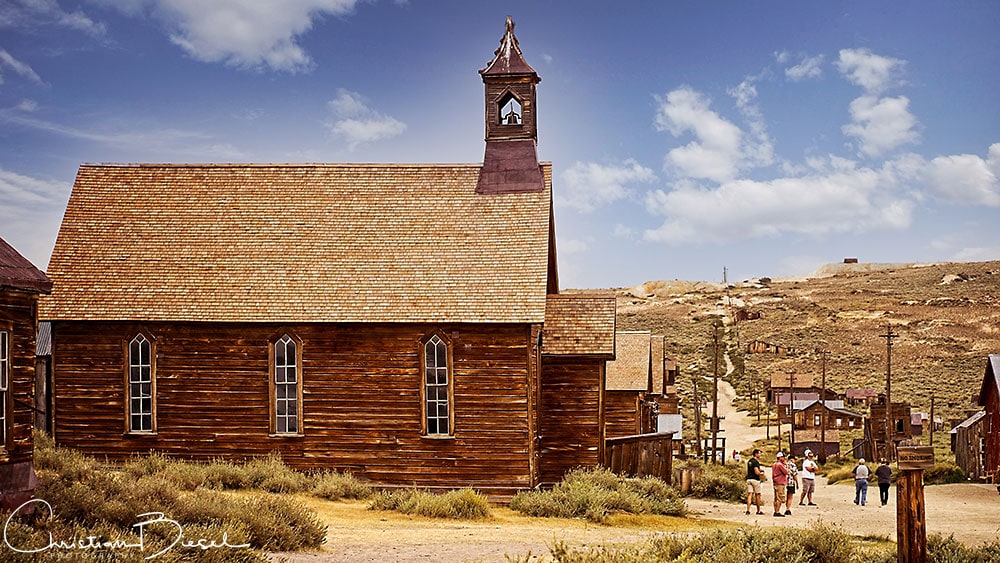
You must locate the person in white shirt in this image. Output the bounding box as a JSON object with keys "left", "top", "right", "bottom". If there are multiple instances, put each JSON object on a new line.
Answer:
{"left": 798, "top": 449, "right": 818, "bottom": 506}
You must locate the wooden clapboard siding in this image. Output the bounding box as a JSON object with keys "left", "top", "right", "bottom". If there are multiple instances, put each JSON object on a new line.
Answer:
{"left": 538, "top": 357, "right": 603, "bottom": 485}
{"left": 604, "top": 391, "right": 641, "bottom": 439}
{"left": 0, "top": 291, "right": 40, "bottom": 466}
{"left": 52, "top": 320, "right": 541, "bottom": 493}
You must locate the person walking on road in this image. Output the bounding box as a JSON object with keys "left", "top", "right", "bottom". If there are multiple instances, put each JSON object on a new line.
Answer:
{"left": 799, "top": 449, "right": 818, "bottom": 506}
{"left": 745, "top": 449, "right": 766, "bottom": 515}
{"left": 852, "top": 458, "right": 871, "bottom": 506}
{"left": 876, "top": 459, "right": 892, "bottom": 506}
{"left": 771, "top": 452, "right": 789, "bottom": 516}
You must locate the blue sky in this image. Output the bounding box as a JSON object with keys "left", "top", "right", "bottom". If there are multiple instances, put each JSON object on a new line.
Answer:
{"left": 2, "top": 1, "right": 998, "bottom": 289}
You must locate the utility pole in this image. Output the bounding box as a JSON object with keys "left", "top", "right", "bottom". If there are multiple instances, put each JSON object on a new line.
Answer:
{"left": 711, "top": 325, "right": 720, "bottom": 464}
{"left": 820, "top": 349, "right": 828, "bottom": 463}
{"left": 789, "top": 372, "right": 796, "bottom": 453}
{"left": 929, "top": 394, "right": 935, "bottom": 447}
{"left": 692, "top": 368, "right": 702, "bottom": 458}
{"left": 880, "top": 324, "right": 899, "bottom": 461}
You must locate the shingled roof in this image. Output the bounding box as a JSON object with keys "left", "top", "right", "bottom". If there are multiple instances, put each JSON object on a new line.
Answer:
{"left": 542, "top": 292, "right": 616, "bottom": 357}
{"left": 0, "top": 236, "right": 51, "bottom": 294}
{"left": 40, "top": 162, "right": 554, "bottom": 323}
{"left": 606, "top": 331, "right": 650, "bottom": 391}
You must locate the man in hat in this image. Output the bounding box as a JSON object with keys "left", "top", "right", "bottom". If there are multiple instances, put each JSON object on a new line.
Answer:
{"left": 799, "top": 449, "right": 818, "bottom": 506}
{"left": 852, "top": 458, "right": 871, "bottom": 506}
{"left": 771, "top": 452, "right": 789, "bottom": 516}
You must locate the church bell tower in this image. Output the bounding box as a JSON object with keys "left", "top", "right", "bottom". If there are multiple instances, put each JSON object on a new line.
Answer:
{"left": 476, "top": 17, "right": 544, "bottom": 194}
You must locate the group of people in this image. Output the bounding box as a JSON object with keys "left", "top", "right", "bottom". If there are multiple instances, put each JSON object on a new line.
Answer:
{"left": 745, "top": 449, "right": 893, "bottom": 516}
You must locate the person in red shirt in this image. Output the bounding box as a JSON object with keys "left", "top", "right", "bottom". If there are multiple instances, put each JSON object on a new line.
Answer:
{"left": 771, "top": 452, "right": 789, "bottom": 517}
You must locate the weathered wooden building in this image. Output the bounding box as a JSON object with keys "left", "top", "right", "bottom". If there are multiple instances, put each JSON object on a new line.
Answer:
{"left": 0, "top": 237, "right": 51, "bottom": 509}
{"left": 539, "top": 292, "right": 616, "bottom": 485}
{"left": 949, "top": 410, "right": 986, "bottom": 480}
{"left": 980, "top": 355, "right": 1000, "bottom": 481}
{"left": 604, "top": 331, "right": 653, "bottom": 438}
{"left": 864, "top": 400, "right": 913, "bottom": 461}
{"left": 792, "top": 399, "right": 862, "bottom": 431}
{"left": 39, "top": 19, "right": 618, "bottom": 496}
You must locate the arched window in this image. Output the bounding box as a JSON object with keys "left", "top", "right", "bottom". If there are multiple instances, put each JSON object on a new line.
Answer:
{"left": 270, "top": 334, "right": 303, "bottom": 435}
{"left": 421, "top": 334, "right": 453, "bottom": 436}
{"left": 127, "top": 333, "right": 156, "bottom": 433}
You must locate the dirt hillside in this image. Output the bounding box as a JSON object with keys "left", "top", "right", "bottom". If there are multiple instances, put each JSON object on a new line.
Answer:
{"left": 608, "top": 260, "right": 1000, "bottom": 428}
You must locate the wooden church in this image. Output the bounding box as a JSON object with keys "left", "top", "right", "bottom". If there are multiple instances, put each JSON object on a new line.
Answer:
{"left": 40, "top": 18, "right": 617, "bottom": 495}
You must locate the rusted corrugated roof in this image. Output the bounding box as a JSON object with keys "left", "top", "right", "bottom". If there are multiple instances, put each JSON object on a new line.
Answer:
{"left": 542, "top": 292, "right": 615, "bottom": 357}
{"left": 0, "top": 236, "right": 51, "bottom": 293}
{"left": 40, "top": 163, "right": 553, "bottom": 323}
{"left": 606, "top": 331, "right": 650, "bottom": 391}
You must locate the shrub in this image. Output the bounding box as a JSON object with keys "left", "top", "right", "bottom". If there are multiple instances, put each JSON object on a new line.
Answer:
{"left": 238, "top": 494, "right": 328, "bottom": 551}
{"left": 369, "top": 488, "right": 492, "bottom": 520}
{"left": 924, "top": 462, "right": 965, "bottom": 484}
{"left": 539, "top": 522, "right": 896, "bottom": 562}
{"left": 509, "top": 467, "right": 685, "bottom": 523}
{"left": 927, "top": 533, "right": 1000, "bottom": 562}
{"left": 688, "top": 462, "right": 746, "bottom": 502}
{"left": 311, "top": 470, "right": 373, "bottom": 500}
{"left": 244, "top": 453, "right": 311, "bottom": 493}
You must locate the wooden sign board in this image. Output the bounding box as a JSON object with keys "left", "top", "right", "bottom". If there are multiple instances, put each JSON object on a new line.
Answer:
{"left": 897, "top": 445, "right": 935, "bottom": 470}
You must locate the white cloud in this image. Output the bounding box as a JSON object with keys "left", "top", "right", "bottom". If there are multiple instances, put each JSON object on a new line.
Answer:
{"left": 919, "top": 143, "right": 1000, "bottom": 206}
{"left": 655, "top": 86, "right": 776, "bottom": 182}
{"left": 102, "top": 0, "right": 360, "bottom": 72}
{"left": 836, "top": 48, "right": 905, "bottom": 94}
{"left": 0, "top": 0, "right": 106, "bottom": 37}
{"left": 556, "top": 237, "right": 589, "bottom": 255}
{"left": 784, "top": 54, "right": 824, "bottom": 81}
{"left": 0, "top": 48, "right": 43, "bottom": 85}
{"left": 326, "top": 89, "right": 406, "bottom": 150}
{"left": 727, "top": 77, "right": 774, "bottom": 169}
{"left": 556, "top": 159, "right": 656, "bottom": 213}
{"left": 643, "top": 156, "right": 915, "bottom": 244}
{"left": 654, "top": 87, "right": 744, "bottom": 182}
{"left": 0, "top": 109, "right": 245, "bottom": 159}
{"left": 842, "top": 94, "right": 919, "bottom": 158}
{"left": 16, "top": 98, "right": 39, "bottom": 111}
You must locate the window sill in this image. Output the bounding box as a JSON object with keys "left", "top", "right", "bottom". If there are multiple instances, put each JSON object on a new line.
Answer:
{"left": 124, "top": 431, "right": 158, "bottom": 437}
{"left": 269, "top": 433, "right": 304, "bottom": 438}
{"left": 421, "top": 434, "right": 455, "bottom": 440}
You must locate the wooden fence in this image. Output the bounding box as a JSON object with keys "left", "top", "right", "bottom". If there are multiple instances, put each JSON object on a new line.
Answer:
{"left": 603, "top": 432, "right": 674, "bottom": 483}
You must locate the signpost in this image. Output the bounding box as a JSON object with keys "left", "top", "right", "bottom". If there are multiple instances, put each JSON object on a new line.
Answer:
{"left": 896, "top": 445, "right": 934, "bottom": 563}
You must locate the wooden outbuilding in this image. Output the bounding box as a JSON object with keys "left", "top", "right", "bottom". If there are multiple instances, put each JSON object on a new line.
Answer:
{"left": 949, "top": 410, "right": 986, "bottom": 481}
{"left": 39, "top": 18, "right": 617, "bottom": 496}
{"left": 604, "top": 331, "right": 653, "bottom": 437}
{"left": 979, "top": 354, "right": 1000, "bottom": 481}
{"left": 0, "top": 236, "right": 51, "bottom": 509}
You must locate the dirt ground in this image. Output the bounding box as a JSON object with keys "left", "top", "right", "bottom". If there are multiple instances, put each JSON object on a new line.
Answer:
{"left": 271, "top": 378, "right": 1000, "bottom": 562}
{"left": 271, "top": 478, "right": 1000, "bottom": 563}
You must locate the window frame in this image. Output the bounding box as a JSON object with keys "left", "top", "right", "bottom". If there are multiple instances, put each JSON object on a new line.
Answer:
{"left": 269, "top": 332, "right": 304, "bottom": 437}
{"left": 0, "top": 325, "right": 11, "bottom": 451}
{"left": 124, "top": 331, "right": 157, "bottom": 435}
{"left": 419, "top": 333, "right": 454, "bottom": 438}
